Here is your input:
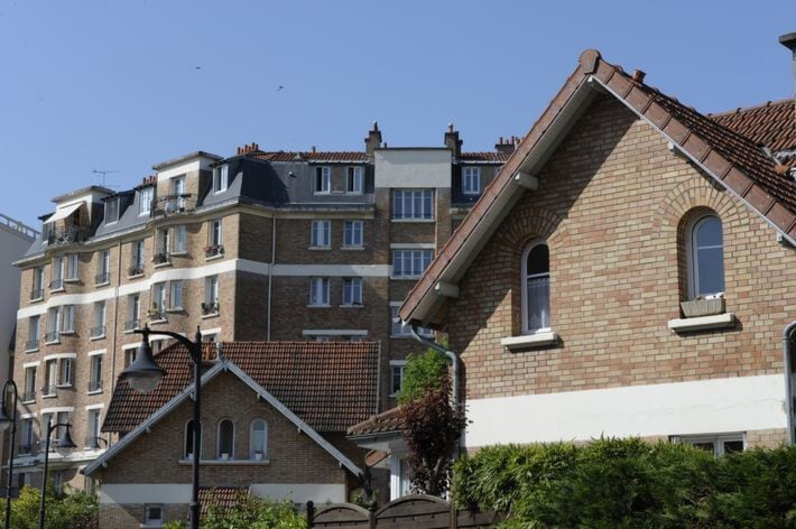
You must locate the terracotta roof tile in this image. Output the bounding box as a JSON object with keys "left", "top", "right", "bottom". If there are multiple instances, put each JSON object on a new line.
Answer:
{"left": 199, "top": 486, "right": 247, "bottom": 516}
{"left": 710, "top": 99, "right": 795, "bottom": 154}
{"left": 251, "top": 151, "right": 511, "bottom": 163}
{"left": 103, "top": 341, "right": 380, "bottom": 433}
{"left": 347, "top": 406, "right": 403, "bottom": 437}
{"left": 458, "top": 152, "right": 512, "bottom": 162}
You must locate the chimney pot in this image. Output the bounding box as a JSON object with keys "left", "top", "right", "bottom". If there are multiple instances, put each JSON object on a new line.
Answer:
{"left": 312, "top": 146, "right": 316, "bottom": 153}
{"left": 632, "top": 70, "right": 646, "bottom": 83}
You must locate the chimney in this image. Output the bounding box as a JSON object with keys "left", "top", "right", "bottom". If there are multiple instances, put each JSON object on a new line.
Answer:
{"left": 780, "top": 32, "right": 796, "bottom": 101}
{"left": 236, "top": 142, "right": 260, "bottom": 156}
{"left": 365, "top": 121, "right": 382, "bottom": 154}
{"left": 632, "top": 69, "right": 646, "bottom": 83}
{"left": 444, "top": 123, "right": 462, "bottom": 158}
{"left": 495, "top": 136, "right": 518, "bottom": 155}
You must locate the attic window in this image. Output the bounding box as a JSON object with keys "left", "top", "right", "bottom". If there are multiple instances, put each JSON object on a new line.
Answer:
{"left": 105, "top": 198, "right": 119, "bottom": 224}
{"left": 213, "top": 165, "right": 229, "bottom": 193}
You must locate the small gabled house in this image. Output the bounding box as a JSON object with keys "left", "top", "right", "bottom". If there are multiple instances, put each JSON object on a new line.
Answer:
{"left": 84, "top": 341, "right": 380, "bottom": 528}
{"left": 389, "top": 48, "right": 795, "bottom": 472}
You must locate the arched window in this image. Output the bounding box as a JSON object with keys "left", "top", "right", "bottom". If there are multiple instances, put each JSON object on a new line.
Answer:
{"left": 249, "top": 419, "right": 268, "bottom": 460}
{"left": 521, "top": 241, "right": 550, "bottom": 334}
{"left": 184, "top": 420, "right": 202, "bottom": 460}
{"left": 688, "top": 214, "right": 725, "bottom": 298}
{"left": 217, "top": 419, "right": 235, "bottom": 460}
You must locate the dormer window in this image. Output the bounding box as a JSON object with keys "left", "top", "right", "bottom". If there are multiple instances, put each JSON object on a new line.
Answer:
{"left": 213, "top": 165, "right": 229, "bottom": 193}
{"left": 463, "top": 167, "right": 481, "bottom": 195}
{"left": 138, "top": 187, "right": 154, "bottom": 216}
{"left": 315, "top": 167, "right": 331, "bottom": 194}
{"left": 105, "top": 198, "right": 119, "bottom": 224}
{"left": 346, "top": 167, "right": 364, "bottom": 194}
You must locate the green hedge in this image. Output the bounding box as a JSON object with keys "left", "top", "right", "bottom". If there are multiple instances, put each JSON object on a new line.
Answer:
{"left": 452, "top": 438, "right": 796, "bottom": 528}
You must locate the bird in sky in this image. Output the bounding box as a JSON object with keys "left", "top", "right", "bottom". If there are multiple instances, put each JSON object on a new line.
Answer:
{"left": 277, "top": 85, "right": 284, "bottom": 92}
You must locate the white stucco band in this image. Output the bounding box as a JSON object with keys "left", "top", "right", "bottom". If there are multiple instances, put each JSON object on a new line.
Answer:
{"left": 101, "top": 483, "right": 345, "bottom": 505}
{"left": 464, "top": 374, "right": 786, "bottom": 448}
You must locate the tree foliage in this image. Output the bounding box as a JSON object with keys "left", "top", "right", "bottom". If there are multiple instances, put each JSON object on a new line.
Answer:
{"left": 0, "top": 484, "right": 98, "bottom": 529}
{"left": 397, "top": 346, "right": 449, "bottom": 405}
{"left": 453, "top": 438, "right": 796, "bottom": 528}
{"left": 162, "top": 494, "right": 306, "bottom": 529}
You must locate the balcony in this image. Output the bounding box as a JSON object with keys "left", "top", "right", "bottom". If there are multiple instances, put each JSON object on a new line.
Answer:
{"left": 41, "top": 385, "right": 57, "bottom": 398}
{"left": 44, "top": 331, "right": 60, "bottom": 344}
{"left": 128, "top": 264, "right": 144, "bottom": 277}
{"left": 148, "top": 308, "right": 166, "bottom": 322}
{"left": 205, "top": 245, "right": 224, "bottom": 259}
{"left": 87, "top": 379, "right": 103, "bottom": 393}
{"left": 124, "top": 319, "right": 140, "bottom": 332}
{"left": 90, "top": 325, "right": 106, "bottom": 339}
{"left": 84, "top": 436, "right": 107, "bottom": 450}
{"left": 95, "top": 272, "right": 110, "bottom": 285}
{"left": 153, "top": 252, "right": 170, "bottom": 266}
{"left": 30, "top": 288, "right": 44, "bottom": 301}
{"left": 201, "top": 301, "right": 220, "bottom": 316}
{"left": 156, "top": 194, "right": 193, "bottom": 216}
{"left": 21, "top": 390, "right": 35, "bottom": 402}
{"left": 45, "top": 225, "right": 90, "bottom": 246}
{"left": 49, "top": 278, "right": 63, "bottom": 291}
{"left": 18, "top": 442, "right": 37, "bottom": 456}
{"left": 24, "top": 339, "right": 39, "bottom": 352}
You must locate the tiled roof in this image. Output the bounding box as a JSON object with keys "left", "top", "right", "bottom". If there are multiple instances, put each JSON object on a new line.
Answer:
{"left": 199, "top": 486, "right": 248, "bottom": 516}
{"left": 710, "top": 99, "right": 795, "bottom": 154}
{"left": 459, "top": 152, "right": 512, "bottom": 162}
{"left": 103, "top": 341, "right": 380, "bottom": 433}
{"left": 347, "top": 406, "right": 403, "bottom": 437}
{"left": 399, "top": 49, "right": 796, "bottom": 326}
{"left": 254, "top": 151, "right": 369, "bottom": 163}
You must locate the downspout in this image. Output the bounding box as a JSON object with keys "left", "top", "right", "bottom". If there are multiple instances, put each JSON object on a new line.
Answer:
{"left": 783, "top": 321, "right": 796, "bottom": 446}
{"left": 409, "top": 326, "right": 459, "bottom": 409}
{"left": 266, "top": 216, "right": 276, "bottom": 341}
{"left": 107, "top": 239, "right": 122, "bottom": 450}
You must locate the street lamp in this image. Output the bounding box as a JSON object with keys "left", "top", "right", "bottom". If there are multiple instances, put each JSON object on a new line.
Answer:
{"left": 0, "top": 380, "right": 19, "bottom": 529}
{"left": 38, "top": 420, "right": 76, "bottom": 529}
{"left": 122, "top": 325, "right": 202, "bottom": 529}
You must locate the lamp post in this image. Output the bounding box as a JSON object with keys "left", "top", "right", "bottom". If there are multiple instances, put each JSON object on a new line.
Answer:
{"left": 0, "top": 380, "right": 19, "bottom": 529}
{"left": 38, "top": 420, "right": 76, "bottom": 529}
{"left": 122, "top": 325, "right": 202, "bottom": 529}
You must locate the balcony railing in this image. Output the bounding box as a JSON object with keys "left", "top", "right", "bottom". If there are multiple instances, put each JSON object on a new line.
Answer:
{"left": 156, "top": 194, "right": 193, "bottom": 216}
{"left": 201, "top": 301, "right": 220, "bottom": 316}
{"left": 153, "top": 252, "right": 170, "bottom": 265}
{"left": 124, "top": 319, "right": 140, "bottom": 332}
{"left": 49, "top": 278, "right": 63, "bottom": 291}
{"left": 95, "top": 272, "right": 110, "bottom": 285}
{"left": 18, "top": 442, "right": 37, "bottom": 456}
{"left": 148, "top": 308, "right": 165, "bottom": 321}
{"left": 44, "top": 331, "right": 60, "bottom": 344}
{"left": 84, "top": 436, "right": 107, "bottom": 450}
{"left": 205, "top": 244, "right": 224, "bottom": 258}
{"left": 21, "top": 390, "right": 35, "bottom": 402}
{"left": 45, "top": 225, "right": 90, "bottom": 246}
{"left": 128, "top": 264, "right": 144, "bottom": 277}
{"left": 41, "top": 385, "right": 57, "bottom": 398}
{"left": 30, "top": 288, "right": 43, "bottom": 300}
{"left": 88, "top": 379, "right": 103, "bottom": 393}
{"left": 90, "top": 325, "right": 106, "bottom": 338}
{"left": 24, "top": 339, "right": 39, "bottom": 352}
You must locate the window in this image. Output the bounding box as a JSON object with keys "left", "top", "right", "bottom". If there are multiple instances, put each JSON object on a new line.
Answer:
{"left": 126, "top": 294, "right": 140, "bottom": 331}
{"left": 522, "top": 242, "right": 550, "bottom": 334}
{"left": 688, "top": 214, "right": 725, "bottom": 299}
{"left": 62, "top": 305, "right": 75, "bottom": 332}
{"left": 124, "top": 348, "right": 137, "bottom": 368}
{"left": 463, "top": 167, "right": 481, "bottom": 195}
{"left": 173, "top": 225, "right": 186, "bottom": 254}
{"left": 23, "top": 366, "right": 36, "bottom": 401}
{"left": 343, "top": 220, "right": 363, "bottom": 248}
{"left": 152, "top": 283, "right": 167, "bottom": 316}
{"left": 139, "top": 186, "right": 154, "bottom": 216}
{"left": 152, "top": 339, "right": 165, "bottom": 354}
{"left": 96, "top": 250, "right": 110, "bottom": 284}
{"left": 311, "top": 220, "right": 331, "bottom": 248}
{"left": 87, "top": 409, "right": 102, "bottom": 448}
{"left": 342, "top": 278, "right": 362, "bottom": 306}
{"left": 392, "top": 249, "right": 433, "bottom": 278}
{"left": 26, "top": 316, "right": 40, "bottom": 351}
{"left": 144, "top": 504, "right": 164, "bottom": 525}
{"left": 250, "top": 419, "right": 268, "bottom": 460}
{"left": 169, "top": 280, "right": 184, "bottom": 310}
{"left": 155, "top": 228, "right": 171, "bottom": 260}
{"left": 393, "top": 189, "right": 433, "bottom": 220}
{"left": 184, "top": 420, "right": 202, "bottom": 459}
{"left": 130, "top": 240, "right": 144, "bottom": 274}
{"left": 65, "top": 254, "right": 78, "bottom": 280}
{"left": 314, "top": 167, "right": 331, "bottom": 194}
{"left": 309, "top": 278, "right": 330, "bottom": 306}
{"left": 217, "top": 419, "right": 234, "bottom": 459}
{"left": 204, "top": 276, "right": 219, "bottom": 315}
{"left": 105, "top": 197, "right": 119, "bottom": 224}
{"left": 390, "top": 305, "right": 433, "bottom": 337}
{"left": 92, "top": 301, "right": 106, "bottom": 338}
{"left": 390, "top": 361, "right": 406, "bottom": 396}
{"left": 171, "top": 175, "right": 186, "bottom": 210}
{"left": 89, "top": 354, "right": 103, "bottom": 392}
{"left": 31, "top": 267, "right": 44, "bottom": 299}
{"left": 55, "top": 411, "right": 68, "bottom": 440}
{"left": 674, "top": 433, "right": 744, "bottom": 456}
{"left": 19, "top": 419, "right": 34, "bottom": 454}
{"left": 50, "top": 257, "right": 64, "bottom": 290}
{"left": 46, "top": 307, "right": 61, "bottom": 342}
{"left": 213, "top": 165, "right": 229, "bottom": 193}
{"left": 58, "top": 358, "right": 73, "bottom": 386}
{"left": 209, "top": 219, "right": 223, "bottom": 248}
{"left": 346, "top": 166, "right": 364, "bottom": 194}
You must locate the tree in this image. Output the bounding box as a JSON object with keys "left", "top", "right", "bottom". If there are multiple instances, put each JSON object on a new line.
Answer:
{"left": 0, "top": 484, "right": 98, "bottom": 529}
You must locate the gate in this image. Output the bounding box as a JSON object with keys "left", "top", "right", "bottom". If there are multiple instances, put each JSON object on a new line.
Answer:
{"left": 308, "top": 494, "right": 499, "bottom": 529}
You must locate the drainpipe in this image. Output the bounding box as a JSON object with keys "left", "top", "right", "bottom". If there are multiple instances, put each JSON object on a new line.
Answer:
{"left": 266, "top": 216, "right": 276, "bottom": 341}
{"left": 409, "top": 326, "right": 459, "bottom": 409}
{"left": 783, "top": 321, "right": 796, "bottom": 446}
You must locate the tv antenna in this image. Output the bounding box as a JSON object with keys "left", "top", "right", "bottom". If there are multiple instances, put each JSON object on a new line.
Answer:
{"left": 92, "top": 168, "right": 121, "bottom": 187}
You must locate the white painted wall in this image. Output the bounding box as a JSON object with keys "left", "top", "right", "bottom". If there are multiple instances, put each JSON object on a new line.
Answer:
{"left": 465, "top": 375, "right": 786, "bottom": 448}
{"left": 374, "top": 149, "right": 451, "bottom": 188}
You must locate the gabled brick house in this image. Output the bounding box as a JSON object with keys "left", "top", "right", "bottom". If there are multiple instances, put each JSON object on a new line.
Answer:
{"left": 353, "top": 48, "right": 795, "bottom": 496}
{"left": 83, "top": 341, "right": 379, "bottom": 528}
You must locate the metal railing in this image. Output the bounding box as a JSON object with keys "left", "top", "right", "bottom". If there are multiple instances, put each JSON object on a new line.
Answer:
{"left": 153, "top": 252, "right": 170, "bottom": 265}
{"left": 87, "top": 379, "right": 103, "bottom": 393}
{"left": 95, "top": 272, "right": 110, "bottom": 285}
{"left": 201, "top": 301, "right": 220, "bottom": 315}
{"left": 21, "top": 390, "right": 35, "bottom": 402}
{"left": 30, "top": 288, "right": 44, "bottom": 300}
{"left": 45, "top": 225, "right": 90, "bottom": 246}
{"left": 24, "top": 339, "right": 39, "bottom": 351}
{"left": 44, "top": 331, "right": 60, "bottom": 343}
{"left": 128, "top": 265, "right": 144, "bottom": 277}
{"left": 90, "top": 325, "right": 106, "bottom": 338}
{"left": 41, "top": 385, "right": 57, "bottom": 397}
{"left": 49, "top": 278, "right": 63, "bottom": 291}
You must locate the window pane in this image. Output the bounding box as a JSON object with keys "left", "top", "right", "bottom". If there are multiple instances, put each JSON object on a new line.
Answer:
{"left": 696, "top": 217, "right": 722, "bottom": 248}
{"left": 526, "top": 276, "right": 550, "bottom": 331}
{"left": 527, "top": 245, "right": 549, "bottom": 276}
{"left": 723, "top": 440, "right": 744, "bottom": 454}
{"left": 218, "top": 420, "right": 234, "bottom": 457}
{"left": 696, "top": 247, "right": 724, "bottom": 295}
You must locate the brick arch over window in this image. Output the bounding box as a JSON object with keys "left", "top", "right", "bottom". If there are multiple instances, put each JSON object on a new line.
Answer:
{"left": 654, "top": 178, "right": 742, "bottom": 301}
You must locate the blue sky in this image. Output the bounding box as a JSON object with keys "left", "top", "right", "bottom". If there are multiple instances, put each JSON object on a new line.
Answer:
{"left": 1, "top": 0, "right": 792, "bottom": 227}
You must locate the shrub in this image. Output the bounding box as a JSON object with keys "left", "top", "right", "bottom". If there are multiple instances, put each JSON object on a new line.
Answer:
{"left": 0, "top": 483, "right": 98, "bottom": 529}
{"left": 397, "top": 345, "right": 448, "bottom": 405}
{"left": 452, "top": 438, "right": 796, "bottom": 528}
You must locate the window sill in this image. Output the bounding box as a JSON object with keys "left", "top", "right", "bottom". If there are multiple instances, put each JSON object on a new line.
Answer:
{"left": 668, "top": 313, "right": 736, "bottom": 333}
{"left": 55, "top": 384, "right": 72, "bottom": 389}
{"left": 501, "top": 332, "right": 559, "bottom": 350}
{"left": 128, "top": 273, "right": 144, "bottom": 280}
{"left": 178, "top": 459, "right": 269, "bottom": 465}
{"left": 201, "top": 312, "right": 220, "bottom": 320}
{"left": 205, "top": 254, "right": 224, "bottom": 262}
{"left": 63, "top": 278, "right": 80, "bottom": 284}
{"left": 153, "top": 262, "right": 172, "bottom": 269}
{"left": 340, "top": 304, "right": 364, "bottom": 309}
{"left": 149, "top": 319, "right": 168, "bottom": 325}
{"left": 89, "top": 335, "right": 106, "bottom": 342}
{"left": 170, "top": 251, "right": 188, "bottom": 257}
{"left": 390, "top": 276, "right": 422, "bottom": 281}
{"left": 44, "top": 340, "right": 61, "bottom": 346}
{"left": 60, "top": 330, "right": 76, "bottom": 336}
{"left": 391, "top": 219, "right": 435, "bottom": 223}
{"left": 49, "top": 288, "right": 65, "bottom": 294}
{"left": 21, "top": 399, "right": 35, "bottom": 405}
{"left": 87, "top": 389, "right": 103, "bottom": 396}
{"left": 42, "top": 394, "right": 57, "bottom": 399}
{"left": 95, "top": 281, "right": 110, "bottom": 288}
{"left": 390, "top": 334, "right": 433, "bottom": 339}
{"left": 306, "top": 304, "right": 331, "bottom": 309}
{"left": 30, "top": 297, "right": 44, "bottom": 303}
{"left": 313, "top": 192, "right": 332, "bottom": 196}
{"left": 24, "top": 348, "right": 39, "bottom": 354}
{"left": 308, "top": 247, "right": 332, "bottom": 251}
{"left": 165, "top": 308, "right": 184, "bottom": 314}
{"left": 341, "top": 246, "right": 364, "bottom": 251}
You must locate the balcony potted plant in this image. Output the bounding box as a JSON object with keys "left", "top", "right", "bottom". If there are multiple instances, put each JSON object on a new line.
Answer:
{"left": 253, "top": 450, "right": 264, "bottom": 461}
{"left": 220, "top": 452, "right": 230, "bottom": 461}
{"left": 680, "top": 296, "right": 725, "bottom": 318}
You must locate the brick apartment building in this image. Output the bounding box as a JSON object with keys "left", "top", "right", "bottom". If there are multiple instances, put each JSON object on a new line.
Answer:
{"left": 9, "top": 123, "right": 512, "bottom": 490}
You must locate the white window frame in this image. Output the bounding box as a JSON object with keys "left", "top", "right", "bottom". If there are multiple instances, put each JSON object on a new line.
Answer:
{"left": 391, "top": 249, "right": 433, "bottom": 278}
{"left": 310, "top": 220, "right": 332, "bottom": 248}
{"left": 342, "top": 277, "right": 363, "bottom": 306}
{"left": 390, "top": 303, "right": 433, "bottom": 337}
{"left": 672, "top": 433, "right": 746, "bottom": 456}
{"left": 89, "top": 354, "right": 103, "bottom": 394}
{"left": 213, "top": 165, "right": 229, "bottom": 194}
{"left": 65, "top": 254, "right": 78, "bottom": 281}
{"left": 62, "top": 305, "right": 75, "bottom": 333}
{"left": 32, "top": 267, "right": 44, "bottom": 297}
{"left": 131, "top": 240, "right": 145, "bottom": 271}
{"left": 216, "top": 418, "right": 235, "bottom": 460}
{"left": 346, "top": 166, "right": 364, "bottom": 194}
{"left": 152, "top": 282, "right": 167, "bottom": 316}
{"left": 392, "top": 189, "right": 434, "bottom": 220}
{"left": 57, "top": 358, "right": 72, "bottom": 387}
{"left": 463, "top": 167, "right": 481, "bottom": 195}
{"left": 104, "top": 197, "right": 120, "bottom": 224}
{"left": 169, "top": 280, "right": 184, "bottom": 311}
{"left": 209, "top": 219, "right": 223, "bottom": 247}
{"left": 171, "top": 175, "right": 186, "bottom": 210}
{"left": 309, "top": 277, "right": 330, "bottom": 307}
{"left": 27, "top": 316, "right": 40, "bottom": 350}
{"left": 205, "top": 276, "right": 219, "bottom": 305}
{"left": 314, "top": 166, "right": 331, "bottom": 194}
{"left": 687, "top": 213, "right": 725, "bottom": 300}
{"left": 249, "top": 419, "right": 268, "bottom": 460}
{"left": 521, "top": 240, "right": 551, "bottom": 335}
{"left": 23, "top": 366, "right": 37, "bottom": 399}
{"left": 92, "top": 301, "right": 106, "bottom": 337}
{"left": 389, "top": 360, "right": 407, "bottom": 397}
{"left": 139, "top": 186, "right": 154, "bottom": 216}
{"left": 343, "top": 220, "right": 363, "bottom": 248}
